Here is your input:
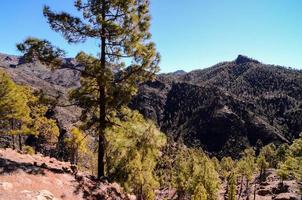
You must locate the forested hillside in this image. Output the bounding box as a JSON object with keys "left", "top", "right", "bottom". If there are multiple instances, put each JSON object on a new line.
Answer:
{"left": 0, "top": 0, "right": 301, "bottom": 199}
{"left": 132, "top": 55, "right": 302, "bottom": 157}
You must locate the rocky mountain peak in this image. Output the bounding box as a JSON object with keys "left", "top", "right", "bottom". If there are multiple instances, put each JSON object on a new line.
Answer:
{"left": 172, "top": 70, "right": 186, "bottom": 75}
{"left": 235, "top": 55, "right": 260, "bottom": 65}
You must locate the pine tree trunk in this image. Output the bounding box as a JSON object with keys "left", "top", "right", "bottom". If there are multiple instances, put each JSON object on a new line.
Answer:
{"left": 253, "top": 181, "right": 257, "bottom": 200}
{"left": 18, "top": 134, "right": 22, "bottom": 151}
{"left": 259, "top": 167, "right": 263, "bottom": 181}
{"left": 97, "top": 0, "right": 107, "bottom": 179}
{"left": 224, "top": 179, "right": 229, "bottom": 200}
{"left": 98, "top": 105, "right": 106, "bottom": 179}
{"left": 98, "top": 87, "right": 106, "bottom": 179}
{"left": 11, "top": 135, "right": 15, "bottom": 150}
{"left": 74, "top": 149, "right": 79, "bottom": 165}
{"left": 11, "top": 120, "right": 15, "bottom": 150}
{"left": 238, "top": 176, "right": 244, "bottom": 199}
{"left": 71, "top": 149, "right": 75, "bottom": 164}
{"left": 35, "top": 137, "right": 38, "bottom": 154}
{"left": 246, "top": 180, "right": 250, "bottom": 200}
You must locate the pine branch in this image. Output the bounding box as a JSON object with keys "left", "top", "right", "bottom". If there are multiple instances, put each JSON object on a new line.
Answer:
{"left": 114, "top": 66, "right": 144, "bottom": 84}
{"left": 43, "top": 6, "right": 99, "bottom": 43}
{"left": 105, "top": 53, "right": 134, "bottom": 58}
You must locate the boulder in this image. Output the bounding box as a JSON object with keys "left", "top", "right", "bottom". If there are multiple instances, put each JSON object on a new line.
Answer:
{"left": 35, "top": 190, "right": 58, "bottom": 200}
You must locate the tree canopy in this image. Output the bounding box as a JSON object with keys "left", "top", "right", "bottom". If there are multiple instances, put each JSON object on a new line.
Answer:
{"left": 17, "top": 0, "right": 160, "bottom": 178}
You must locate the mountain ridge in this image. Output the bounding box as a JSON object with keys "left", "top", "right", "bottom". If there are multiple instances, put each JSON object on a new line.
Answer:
{"left": 1, "top": 52, "right": 302, "bottom": 157}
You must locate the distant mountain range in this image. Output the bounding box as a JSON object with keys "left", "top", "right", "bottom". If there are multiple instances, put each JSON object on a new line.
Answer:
{"left": 1, "top": 53, "right": 302, "bottom": 157}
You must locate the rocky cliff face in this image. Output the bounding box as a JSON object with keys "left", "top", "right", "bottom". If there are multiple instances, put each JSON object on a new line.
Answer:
{"left": 1, "top": 53, "right": 302, "bottom": 157}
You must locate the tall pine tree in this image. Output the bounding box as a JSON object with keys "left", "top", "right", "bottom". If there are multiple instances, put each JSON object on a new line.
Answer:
{"left": 17, "top": 0, "right": 160, "bottom": 178}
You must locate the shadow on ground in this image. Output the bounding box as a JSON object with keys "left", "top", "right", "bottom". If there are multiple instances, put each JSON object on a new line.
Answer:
{"left": 0, "top": 157, "right": 46, "bottom": 176}
{"left": 72, "top": 175, "right": 125, "bottom": 200}
{"left": 0, "top": 156, "right": 70, "bottom": 176}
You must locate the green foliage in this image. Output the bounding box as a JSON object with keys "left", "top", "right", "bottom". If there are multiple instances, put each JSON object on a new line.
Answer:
{"left": 29, "top": 104, "right": 59, "bottom": 145}
{"left": 288, "top": 135, "right": 302, "bottom": 158}
{"left": 236, "top": 148, "right": 256, "bottom": 199}
{"left": 0, "top": 70, "right": 31, "bottom": 137}
{"left": 65, "top": 127, "right": 89, "bottom": 165}
{"left": 192, "top": 183, "right": 207, "bottom": 200}
{"left": 211, "top": 156, "right": 221, "bottom": 174}
{"left": 257, "top": 155, "right": 269, "bottom": 181}
{"left": 277, "top": 135, "right": 302, "bottom": 184}
{"left": 227, "top": 172, "right": 237, "bottom": 200}
{"left": 23, "top": 145, "right": 35, "bottom": 155}
{"left": 0, "top": 70, "right": 59, "bottom": 150}
{"left": 17, "top": 37, "right": 65, "bottom": 69}
{"left": 220, "top": 156, "right": 235, "bottom": 179}
{"left": 156, "top": 144, "right": 220, "bottom": 200}
{"left": 276, "top": 144, "right": 289, "bottom": 164}
{"left": 18, "top": 0, "right": 160, "bottom": 178}
{"left": 105, "top": 108, "right": 166, "bottom": 199}
{"left": 259, "top": 143, "right": 277, "bottom": 168}
{"left": 20, "top": 87, "right": 60, "bottom": 150}
{"left": 237, "top": 148, "right": 256, "bottom": 182}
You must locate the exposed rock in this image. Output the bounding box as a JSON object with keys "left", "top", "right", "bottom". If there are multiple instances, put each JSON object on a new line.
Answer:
{"left": 260, "top": 182, "right": 270, "bottom": 186}
{"left": 35, "top": 190, "right": 58, "bottom": 200}
{"left": 273, "top": 193, "right": 300, "bottom": 200}
{"left": 235, "top": 55, "right": 260, "bottom": 64}
{"left": 156, "top": 188, "right": 177, "bottom": 200}
{"left": 258, "top": 189, "right": 272, "bottom": 196}
{"left": 0, "top": 182, "right": 13, "bottom": 190}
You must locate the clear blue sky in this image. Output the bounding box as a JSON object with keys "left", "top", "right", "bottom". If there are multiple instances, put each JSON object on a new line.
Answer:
{"left": 1, "top": 0, "right": 302, "bottom": 72}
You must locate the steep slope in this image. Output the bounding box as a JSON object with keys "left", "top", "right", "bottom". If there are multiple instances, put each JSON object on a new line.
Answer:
{"left": 0, "top": 53, "right": 81, "bottom": 126}
{"left": 131, "top": 55, "right": 302, "bottom": 157}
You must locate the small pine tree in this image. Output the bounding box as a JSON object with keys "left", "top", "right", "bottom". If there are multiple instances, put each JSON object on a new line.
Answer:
{"left": 192, "top": 183, "right": 207, "bottom": 200}
{"left": 105, "top": 108, "right": 166, "bottom": 200}
{"left": 64, "top": 127, "right": 88, "bottom": 165}
{"left": 24, "top": 87, "right": 60, "bottom": 152}
{"left": 227, "top": 172, "right": 237, "bottom": 200}
{"left": 236, "top": 148, "right": 256, "bottom": 199}
{"left": 236, "top": 159, "right": 246, "bottom": 199}
{"left": 211, "top": 156, "right": 221, "bottom": 174}
{"left": 276, "top": 144, "right": 289, "bottom": 164}
{"left": 220, "top": 156, "right": 235, "bottom": 180}
{"left": 256, "top": 155, "right": 269, "bottom": 182}
{"left": 259, "top": 143, "right": 277, "bottom": 168}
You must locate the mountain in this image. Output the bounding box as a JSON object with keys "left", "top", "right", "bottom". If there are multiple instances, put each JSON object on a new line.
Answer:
{"left": 1, "top": 53, "right": 302, "bottom": 157}
{"left": 131, "top": 55, "right": 302, "bottom": 157}
{"left": 0, "top": 53, "right": 81, "bottom": 131}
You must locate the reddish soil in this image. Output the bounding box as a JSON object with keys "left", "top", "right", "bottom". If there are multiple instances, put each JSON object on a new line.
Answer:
{"left": 0, "top": 148, "right": 128, "bottom": 200}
